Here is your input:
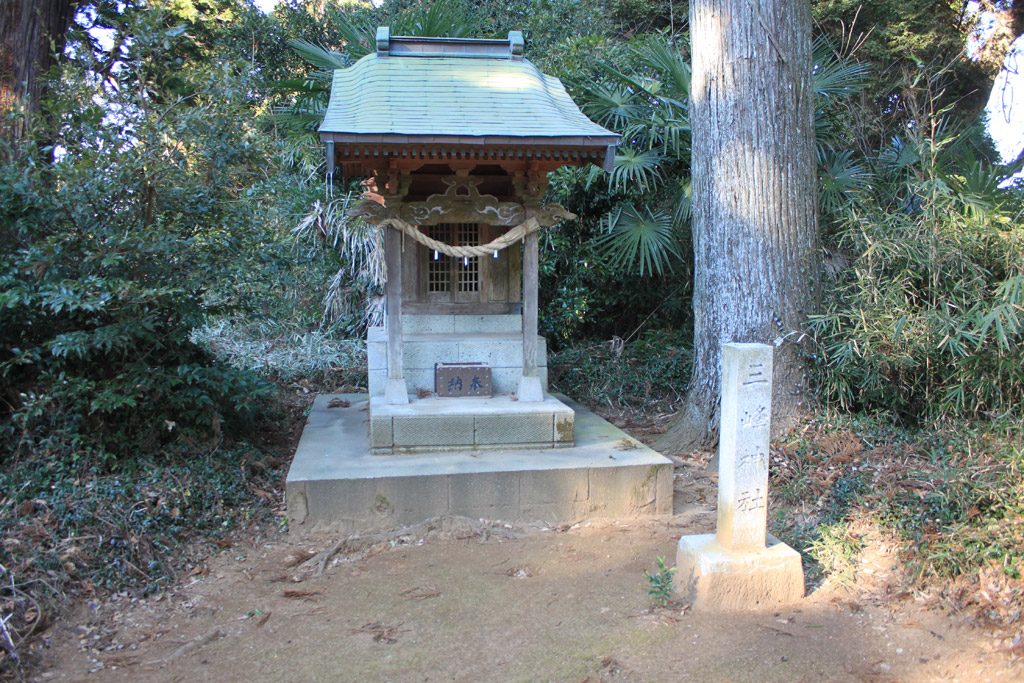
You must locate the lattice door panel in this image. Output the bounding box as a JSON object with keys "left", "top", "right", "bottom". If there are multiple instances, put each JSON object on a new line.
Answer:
{"left": 421, "top": 223, "right": 481, "bottom": 303}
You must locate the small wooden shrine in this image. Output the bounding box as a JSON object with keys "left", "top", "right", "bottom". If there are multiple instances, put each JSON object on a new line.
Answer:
{"left": 320, "top": 28, "right": 619, "bottom": 452}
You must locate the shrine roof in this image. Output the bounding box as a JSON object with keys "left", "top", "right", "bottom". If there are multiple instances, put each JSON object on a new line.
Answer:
{"left": 318, "top": 29, "right": 619, "bottom": 163}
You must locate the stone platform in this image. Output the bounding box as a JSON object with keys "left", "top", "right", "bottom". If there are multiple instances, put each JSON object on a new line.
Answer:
{"left": 369, "top": 394, "right": 574, "bottom": 453}
{"left": 287, "top": 393, "right": 673, "bottom": 535}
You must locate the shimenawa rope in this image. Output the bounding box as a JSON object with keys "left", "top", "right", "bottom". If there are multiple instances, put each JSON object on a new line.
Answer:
{"left": 377, "top": 217, "right": 542, "bottom": 258}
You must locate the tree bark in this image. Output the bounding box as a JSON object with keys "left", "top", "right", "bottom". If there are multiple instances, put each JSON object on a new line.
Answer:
{"left": 655, "top": 0, "right": 819, "bottom": 454}
{"left": 0, "top": 0, "right": 77, "bottom": 141}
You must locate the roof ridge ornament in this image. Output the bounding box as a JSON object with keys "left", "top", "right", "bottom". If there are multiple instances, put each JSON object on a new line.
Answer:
{"left": 508, "top": 31, "right": 524, "bottom": 60}
{"left": 374, "top": 27, "right": 525, "bottom": 60}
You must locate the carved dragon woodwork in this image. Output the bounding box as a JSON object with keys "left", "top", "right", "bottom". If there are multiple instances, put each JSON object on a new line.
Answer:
{"left": 524, "top": 203, "right": 575, "bottom": 226}
{"left": 348, "top": 174, "right": 572, "bottom": 228}
{"left": 512, "top": 169, "right": 547, "bottom": 205}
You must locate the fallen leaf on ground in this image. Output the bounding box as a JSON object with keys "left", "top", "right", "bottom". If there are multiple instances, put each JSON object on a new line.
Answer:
{"left": 351, "top": 622, "right": 406, "bottom": 644}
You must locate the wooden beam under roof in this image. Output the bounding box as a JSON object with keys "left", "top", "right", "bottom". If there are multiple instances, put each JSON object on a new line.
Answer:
{"left": 328, "top": 141, "right": 614, "bottom": 177}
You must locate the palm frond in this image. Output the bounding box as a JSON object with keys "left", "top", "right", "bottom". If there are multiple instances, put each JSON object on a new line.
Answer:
{"left": 812, "top": 36, "right": 870, "bottom": 100}
{"left": 332, "top": 15, "right": 377, "bottom": 60}
{"left": 287, "top": 38, "right": 348, "bottom": 71}
{"left": 594, "top": 59, "right": 659, "bottom": 99}
{"left": 671, "top": 178, "right": 692, "bottom": 227}
{"left": 597, "top": 204, "right": 682, "bottom": 277}
{"left": 951, "top": 161, "right": 1002, "bottom": 222}
{"left": 619, "top": 121, "right": 659, "bottom": 149}
{"left": 814, "top": 114, "right": 843, "bottom": 157}
{"left": 819, "top": 149, "right": 872, "bottom": 214}
{"left": 582, "top": 164, "right": 606, "bottom": 191}
{"left": 402, "top": 1, "right": 476, "bottom": 37}
{"left": 635, "top": 39, "right": 690, "bottom": 99}
{"left": 609, "top": 147, "right": 664, "bottom": 193}
{"left": 293, "top": 192, "right": 385, "bottom": 325}
{"left": 579, "top": 81, "right": 644, "bottom": 131}
{"left": 274, "top": 76, "right": 331, "bottom": 92}
{"left": 879, "top": 136, "right": 922, "bottom": 171}
{"left": 647, "top": 109, "right": 690, "bottom": 157}
{"left": 275, "top": 41, "right": 348, "bottom": 137}
{"left": 272, "top": 107, "right": 326, "bottom": 134}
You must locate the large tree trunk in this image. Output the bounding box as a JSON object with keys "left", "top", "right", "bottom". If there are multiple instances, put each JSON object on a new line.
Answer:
{"left": 655, "top": 0, "right": 819, "bottom": 454}
{"left": 0, "top": 0, "right": 77, "bottom": 142}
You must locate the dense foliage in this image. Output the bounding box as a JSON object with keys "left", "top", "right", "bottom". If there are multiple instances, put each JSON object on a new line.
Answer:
{"left": 805, "top": 8, "right": 1024, "bottom": 422}
{"left": 811, "top": 87, "right": 1024, "bottom": 421}
{"left": 1, "top": 4, "right": 327, "bottom": 463}
{"left": 771, "top": 413, "right": 1024, "bottom": 615}
{"left": 0, "top": 5, "right": 329, "bottom": 672}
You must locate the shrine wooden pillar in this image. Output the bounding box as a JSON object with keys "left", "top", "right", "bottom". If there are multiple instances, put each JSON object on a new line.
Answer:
{"left": 518, "top": 230, "right": 543, "bottom": 402}
{"left": 384, "top": 225, "right": 409, "bottom": 404}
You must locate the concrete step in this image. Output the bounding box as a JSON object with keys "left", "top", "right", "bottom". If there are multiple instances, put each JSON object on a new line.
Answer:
{"left": 369, "top": 394, "right": 574, "bottom": 453}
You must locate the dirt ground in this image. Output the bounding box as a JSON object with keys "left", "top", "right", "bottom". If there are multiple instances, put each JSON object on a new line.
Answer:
{"left": 32, "top": 462, "right": 1024, "bottom": 683}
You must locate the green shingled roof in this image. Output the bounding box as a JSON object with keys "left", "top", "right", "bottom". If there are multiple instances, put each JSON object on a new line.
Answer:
{"left": 318, "top": 52, "right": 618, "bottom": 142}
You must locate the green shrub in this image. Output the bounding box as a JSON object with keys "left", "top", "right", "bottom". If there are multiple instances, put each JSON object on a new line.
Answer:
{"left": 810, "top": 123, "right": 1024, "bottom": 421}
{"left": 0, "top": 23, "right": 321, "bottom": 463}
{"left": 771, "top": 415, "right": 1024, "bottom": 601}
{"left": 0, "top": 437, "right": 288, "bottom": 677}
{"left": 877, "top": 429, "right": 1024, "bottom": 581}
{"left": 644, "top": 555, "right": 676, "bottom": 606}
{"left": 0, "top": 443, "right": 283, "bottom": 591}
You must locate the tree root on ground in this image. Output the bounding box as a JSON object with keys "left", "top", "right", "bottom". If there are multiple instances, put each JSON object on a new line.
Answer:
{"left": 145, "top": 627, "right": 226, "bottom": 667}
{"left": 299, "top": 516, "right": 521, "bottom": 578}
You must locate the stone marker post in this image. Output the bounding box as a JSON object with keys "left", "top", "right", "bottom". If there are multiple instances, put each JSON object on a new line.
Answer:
{"left": 674, "top": 343, "right": 804, "bottom": 610}
{"left": 717, "top": 343, "right": 771, "bottom": 550}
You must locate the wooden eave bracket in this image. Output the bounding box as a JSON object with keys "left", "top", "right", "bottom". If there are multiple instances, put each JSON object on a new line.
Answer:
{"left": 603, "top": 144, "right": 617, "bottom": 173}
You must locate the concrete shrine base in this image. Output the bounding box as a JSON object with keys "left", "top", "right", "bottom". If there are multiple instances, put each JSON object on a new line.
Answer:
{"left": 674, "top": 533, "right": 805, "bottom": 611}
{"left": 286, "top": 393, "right": 673, "bottom": 536}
